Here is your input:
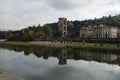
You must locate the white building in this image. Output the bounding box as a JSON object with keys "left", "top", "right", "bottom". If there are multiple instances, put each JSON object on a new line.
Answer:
{"left": 117, "top": 28, "right": 120, "bottom": 38}
{"left": 87, "top": 26, "right": 94, "bottom": 38}
{"left": 102, "top": 27, "right": 118, "bottom": 38}
{"left": 80, "top": 24, "right": 118, "bottom": 39}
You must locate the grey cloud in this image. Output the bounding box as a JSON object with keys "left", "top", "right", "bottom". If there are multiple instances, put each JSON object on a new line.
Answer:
{"left": 47, "top": 0, "right": 78, "bottom": 10}
{"left": 0, "top": 0, "right": 120, "bottom": 30}
{"left": 47, "top": 0, "right": 93, "bottom": 10}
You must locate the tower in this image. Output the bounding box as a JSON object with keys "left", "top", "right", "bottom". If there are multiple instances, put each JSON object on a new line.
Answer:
{"left": 58, "top": 18, "right": 67, "bottom": 37}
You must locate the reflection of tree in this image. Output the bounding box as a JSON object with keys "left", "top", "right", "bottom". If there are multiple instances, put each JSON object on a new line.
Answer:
{"left": 33, "top": 47, "right": 45, "bottom": 58}
{"left": 24, "top": 47, "right": 33, "bottom": 55}
{"left": 0, "top": 45, "right": 119, "bottom": 66}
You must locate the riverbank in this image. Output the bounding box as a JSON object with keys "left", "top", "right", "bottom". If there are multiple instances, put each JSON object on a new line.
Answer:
{"left": 0, "top": 41, "right": 120, "bottom": 52}
{"left": 0, "top": 68, "right": 23, "bottom": 80}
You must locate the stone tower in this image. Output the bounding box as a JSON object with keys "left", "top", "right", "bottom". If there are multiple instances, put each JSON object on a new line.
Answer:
{"left": 58, "top": 18, "right": 67, "bottom": 37}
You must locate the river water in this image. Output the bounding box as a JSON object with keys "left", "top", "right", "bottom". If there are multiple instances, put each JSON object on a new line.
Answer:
{"left": 0, "top": 45, "right": 120, "bottom": 80}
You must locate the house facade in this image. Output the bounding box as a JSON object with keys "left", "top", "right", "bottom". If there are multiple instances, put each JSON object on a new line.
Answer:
{"left": 117, "top": 28, "right": 120, "bottom": 38}
{"left": 80, "top": 24, "right": 118, "bottom": 39}
{"left": 87, "top": 26, "right": 94, "bottom": 38}
{"left": 80, "top": 27, "right": 87, "bottom": 38}
{"left": 93, "top": 24, "right": 106, "bottom": 38}
{"left": 102, "top": 27, "right": 118, "bottom": 38}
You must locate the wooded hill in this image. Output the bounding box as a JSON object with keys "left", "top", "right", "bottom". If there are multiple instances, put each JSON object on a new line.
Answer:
{"left": 47, "top": 14, "right": 120, "bottom": 37}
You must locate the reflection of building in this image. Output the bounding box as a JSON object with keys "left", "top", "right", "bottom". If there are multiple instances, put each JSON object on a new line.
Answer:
{"left": 58, "top": 18, "right": 67, "bottom": 37}
{"left": 58, "top": 49, "right": 67, "bottom": 65}
{"left": 87, "top": 52, "right": 117, "bottom": 61}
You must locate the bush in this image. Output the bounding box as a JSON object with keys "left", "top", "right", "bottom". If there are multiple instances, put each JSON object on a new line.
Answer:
{"left": 70, "top": 40, "right": 72, "bottom": 44}
{"left": 67, "top": 41, "right": 69, "bottom": 44}
{"left": 51, "top": 40, "right": 54, "bottom": 43}
{"left": 63, "top": 40, "right": 66, "bottom": 44}
{"left": 117, "top": 44, "right": 119, "bottom": 48}
{"left": 82, "top": 40, "right": 85, "bottom": 45}
{"left": 54, "top": 40, "right": 57, "bottom": 43}
{"left": 60, "top": 39, "right": 64, "bottom": 43}
{"left": 94, "top": 43, "right": 97, "bottom": 46}
{"left": 100, "top": 43, "right": 103, "bottom": 46}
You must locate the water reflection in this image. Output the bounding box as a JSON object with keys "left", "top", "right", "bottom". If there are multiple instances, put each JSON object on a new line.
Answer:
{"left": 0, "top": 45, "right": 119, "bottom": 66}
{"left": 0, "top": 45, "right": 120, "bottom": 80}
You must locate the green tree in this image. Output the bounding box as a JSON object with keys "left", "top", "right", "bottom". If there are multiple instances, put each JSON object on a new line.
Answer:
{"left": 67, "top": 22, "right": 74, "bottom": 29}
{"left": 7, "top": 31, "right": 14, "bottom": 40}
{"left": 43, "top": 25, "right": 52, "bottom": 37}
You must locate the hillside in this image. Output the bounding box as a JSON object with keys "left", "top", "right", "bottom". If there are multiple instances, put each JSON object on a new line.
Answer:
{"left": 47, "top": 14, "right": 120, "bottom": 37}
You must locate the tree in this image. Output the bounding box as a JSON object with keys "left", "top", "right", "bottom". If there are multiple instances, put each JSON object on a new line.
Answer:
{"left": 27, "top": 30, "right": 34, "bottom": 40}
{"left": 36, "top": 31, "right": 46, "bottom": 38}
{"left": 67, "top": 22, "right": 74, "bottom": 29}
{"left": 67, "top": 22, "right": 74, "bottom": 37}
{"left": 7, "top": 31, "right": 14, "bottom": 40}
{"left": 43, "top": 25, "right": 52, "bottom": 37}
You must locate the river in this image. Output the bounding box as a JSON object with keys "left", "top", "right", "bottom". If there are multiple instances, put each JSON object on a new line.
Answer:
{"left": 0, "top": 45, "right": 120, "bottom": 80}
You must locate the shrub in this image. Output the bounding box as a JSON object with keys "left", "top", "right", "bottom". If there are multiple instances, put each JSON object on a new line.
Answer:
{"left": 60, "top": 39, "right": 64, "bottom": 43}
{"left": 100, "top": 43, "right": 103, "bottom": 46}
{"left": 82, "top": 40, "right": 85, "bottom": 45}
{"left": 67, "top": 41, "right": 69, "bottom": 44}
{"left": 54, "top": 40, "right": 57, "bottom": 43}
{"left": 117, "top": 44, "right": 119, "bottom": 48}
{"left": 70, "top": 40, "right": 72, "bottom": 44}
{"left": 94, "top": 43, "right": 97, "bottom": 46}
{"left": 63, "top": 40, "right": 66, "bottom": 44}
{"left": 51, "top": 40, "right": 54, "bottom": 43}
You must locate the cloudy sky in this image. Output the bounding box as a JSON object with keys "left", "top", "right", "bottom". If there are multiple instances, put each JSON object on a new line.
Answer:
{"left": 0, "top": 0, "right": 120, "bottom": 30}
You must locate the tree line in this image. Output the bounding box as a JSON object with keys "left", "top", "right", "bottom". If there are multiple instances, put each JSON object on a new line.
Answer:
{"left": 0, "top": 14, "right": 120, "bottom": 40}
{"left": 0, "top": 24, "right": 52, "bottom": 41}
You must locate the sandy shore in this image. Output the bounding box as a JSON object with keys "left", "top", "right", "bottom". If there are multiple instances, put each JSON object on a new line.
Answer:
{"left": 0, "top": 68, "right": 24, "bottom": 80}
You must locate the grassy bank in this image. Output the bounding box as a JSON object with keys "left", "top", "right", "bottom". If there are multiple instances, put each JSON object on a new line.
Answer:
{"left": 0, "top": 41, "right": 120, "bottom": 52}
{"left": 0, "top": 41, "right": 31, "bottom": 46}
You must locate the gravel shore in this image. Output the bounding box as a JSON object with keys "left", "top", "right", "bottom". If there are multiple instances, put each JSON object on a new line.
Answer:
{"left": 0, "top": 68, "right": 24, "bottom": 80}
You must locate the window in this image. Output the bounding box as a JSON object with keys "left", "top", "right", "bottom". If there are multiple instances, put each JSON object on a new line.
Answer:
{"left": 64, "top": 20, "right": 67, "bottom": 25}
{"left": 64, "top": 26, "right": 66, "bottom": 30}
{"left": 82, "top": 34, "right": 85, "bottom": 38}
{"left": 64, "top": 32, "right": 66, "bottom": 37}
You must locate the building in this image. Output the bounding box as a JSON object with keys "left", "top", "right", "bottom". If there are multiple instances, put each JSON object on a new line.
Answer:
{"left": 58, "top": 18, "right": 67, "bottom": 37}
{"left": 102, "top": 26, "right": 118, "bottom": 38}
{"left": 117, "top": 28, "right": 120, "bottom": 38}
{"left": 87, "top": 26, "right": 94, "bottom": 38}
{"left": 80, "top": 27, "right": 87, "bottom": 38}
{"left": 80, "top": 26, "right": 94, "bottom": 38}
{"left": 93, "top": 24, "right": 106, "bottom": 38}
{"left": 80, "top": 24, "right": 118, "bottom": 39}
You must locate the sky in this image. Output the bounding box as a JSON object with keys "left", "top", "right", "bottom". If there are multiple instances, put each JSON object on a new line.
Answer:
{"left": 0, "top": 0, "right": 120, "bottom": 30}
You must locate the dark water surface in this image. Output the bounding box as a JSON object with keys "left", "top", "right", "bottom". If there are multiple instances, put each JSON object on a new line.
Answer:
{"left": 0, "top": 45, "right": 120, "bottom": 80}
